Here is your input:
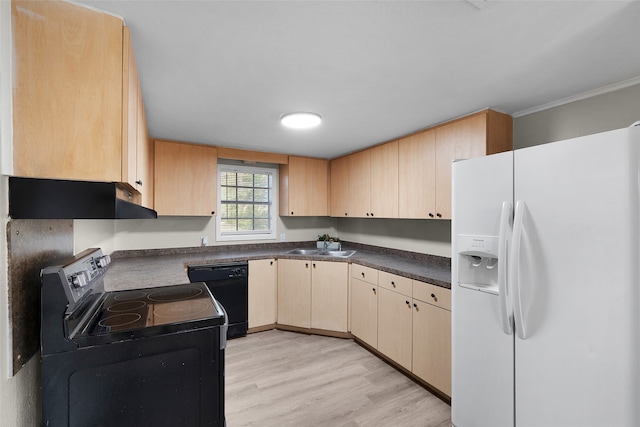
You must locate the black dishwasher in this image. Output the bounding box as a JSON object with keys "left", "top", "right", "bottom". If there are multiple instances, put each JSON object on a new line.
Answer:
{"left": 187, "top": 262, "right": 248, "bottom": 339}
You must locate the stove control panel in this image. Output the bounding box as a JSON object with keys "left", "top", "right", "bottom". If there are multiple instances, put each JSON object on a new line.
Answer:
{"left": 41, "top": 248, "right": 111, "bottom": 308}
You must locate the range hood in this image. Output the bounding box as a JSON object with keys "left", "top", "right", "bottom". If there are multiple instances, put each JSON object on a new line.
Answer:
{"left": 9, "top": 177, "right": 158, "bottom": 219}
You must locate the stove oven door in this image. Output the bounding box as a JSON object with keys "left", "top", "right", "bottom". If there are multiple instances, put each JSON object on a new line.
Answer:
{"left": 41, "top": 326, "right": 225, "bottom": 426}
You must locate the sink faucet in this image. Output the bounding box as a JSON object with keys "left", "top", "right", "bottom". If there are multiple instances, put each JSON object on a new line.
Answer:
{"left": 338, "top": 242, "right": 342, "bottom": 251}
{"left": 323, "top": 240, "right": 329, "bottom": 250}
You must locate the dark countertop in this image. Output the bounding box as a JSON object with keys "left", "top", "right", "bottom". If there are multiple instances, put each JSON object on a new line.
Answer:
{"left": 104, "top": 242, "right": 451, "bottom": 291}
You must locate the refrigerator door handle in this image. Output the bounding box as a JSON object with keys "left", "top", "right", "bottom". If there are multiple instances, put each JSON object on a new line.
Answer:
{"left": 498, "top": 200, "right": 513, "bottom": 335}
{"left": 510, "top": 200, "right": 527, "bottom": 340}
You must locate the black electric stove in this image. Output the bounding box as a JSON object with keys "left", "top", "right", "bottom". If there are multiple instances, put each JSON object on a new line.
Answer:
{"left": 40, "top": 248, "right": 227, "bottom": 427}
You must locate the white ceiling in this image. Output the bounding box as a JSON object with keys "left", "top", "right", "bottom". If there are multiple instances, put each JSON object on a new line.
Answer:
{"left": 77, "top": 0, "right": 640, "bottom": 159}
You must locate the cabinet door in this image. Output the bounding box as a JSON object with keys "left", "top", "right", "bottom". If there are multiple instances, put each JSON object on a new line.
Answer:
{"left": 279, "top": 156, "right": 328, "bottom": 216}
{"left": 248, "top": 259, "right": 278, "bottom": 329}
{"left": 398, "top": 129, "right": 436, "bottom": 219}
{"left": 377, "top": 288, "right": 413, "bottom": 370}
{"left": 311, "top": 261, "right": 348, "bottom": 332}
{"left": 329, "top": 156, "right": 349, "bottom": 217}
{"left": 412, "top": 300, "right": 452, "bottom": 396}
{"left": 369, "top": 141, "right": 399, "bottom": 218}
{"left": 435, "top": 113, "right": 487, "bottom": 219}
{"left": 122, "top": 27, "right": 139, "bottom": 192}
{"left": 350, "top": 278, "right": 378, "bottom": 348}
{"left": 136, "top": 86, "right": 153, "bottom": 208}
{"left": 154, "top": 141, "right": 217, "bottom": 216}
{"left": 348, "top": 150, "right": 371, "bottom": 217}
{"left": 277, "top": 259, "right": 311, "bottom": 328}
{"left": 12, "top": 0, "right": 124, "bottom": 182}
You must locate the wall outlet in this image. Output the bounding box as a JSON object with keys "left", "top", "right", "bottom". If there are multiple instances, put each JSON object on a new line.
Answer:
{"left": 280, "top": 233, "right": 286, "bottom": 242}
{"left": 201, "top": 236, "right": 208, "bottom": 246}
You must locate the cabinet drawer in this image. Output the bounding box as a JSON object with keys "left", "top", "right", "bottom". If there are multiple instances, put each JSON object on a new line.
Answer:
{"left": 413, "top": 281, "right": 451, "bottom": 311}
{"left": 378, "top": 271, "right": 412, "bottom": 297}
{"left": 351, "top": 264, "right": 378, "bottom": 285}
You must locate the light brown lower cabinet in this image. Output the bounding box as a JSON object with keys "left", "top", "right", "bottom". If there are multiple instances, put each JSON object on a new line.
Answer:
{"left": 248, "top": 259, "right": 277, "bottom": 329}
{"left": 350, "top": 278, "right": 378, "bottom": 348}
{"left": 412, "top": 298, "right": 452, "bottom": 396}
{"left": 277, "top": 259, "right": 311, "bottom": 328}
{"left": 277, "top": 259, "right": 349, "bottom": 331}
{"left": 311, "top": 261, "right": 348, "bottom": 332}
{"left": 412, "top": 280, "right": 452, "bottom": 397}
{"left": 349, "top": 265, "right": 452, "bottom": 397}
{"left": 377, "top": 287, "right": 413, "bottom": 371}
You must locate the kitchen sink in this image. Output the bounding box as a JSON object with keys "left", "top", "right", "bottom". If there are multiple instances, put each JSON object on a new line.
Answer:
{"left": 323, "top": 250, "right": 357, "bottom": 258}
{"left": 285, "top": 248, "right": 357, "bottom": 258}
{"left": 286, "top": 248, "right": 321, "bottom": 256}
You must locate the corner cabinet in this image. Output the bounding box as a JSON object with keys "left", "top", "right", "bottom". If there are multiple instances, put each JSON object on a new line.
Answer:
{"left": 153, "top": 140, "right": 217, "bottom": 216}
{"left": 12, "top": 0, "right": 152, "bottom": 205}
{"left": 279, "top": 156, "right": 329, "bottom": 216}
{"left": 277, "top": 259, "right": 349, "bottom": 332}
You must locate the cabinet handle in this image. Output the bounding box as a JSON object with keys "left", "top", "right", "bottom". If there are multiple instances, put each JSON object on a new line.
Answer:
{"left": 366, "top": 213, "right": 370, "bottom": 217}
{"left": 291, "top": 211, "right": 294, "bottom": 215}
{"left": 405, "top": 300, "right": 411, "bottom": 307}
{"left": 344, "top": 212, "right": 348, "bottom": 216}
{"left": 436, "top": 213, "right": 442, "bottom": 218}
{"left": 391, "top": 281, "right": 396, "bottom": 288}
{"left": 313, "top": 263, "right": 316, "bottom": 268}
{"left": 135, "top": 180, "right": 142, "bottom": 186}
{"left": 413, "top": 303, "right": 418, "bottom": 308}
{"left": 270, "top": 261, "right": 274, "bottom": 266}
{"left": 361, "top": 272, "right": 365, "bottom": 278}
{"left": 370, "top": 212, "right": 374, "bottom": 217}
{"left": 431, "top": 293, "right": 438, "bottom": 302}
{"left": 372, "top": 288, "right": 376, "bottom": 295}
{"left": 428, "top": 213, "right": 434, "bottom": 218}
{"left": 305, "top": 263, "right": 309, "bottom": 268}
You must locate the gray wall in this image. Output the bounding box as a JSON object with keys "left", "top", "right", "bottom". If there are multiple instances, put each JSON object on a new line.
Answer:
{"left": 513, "top": 83, "right": 640, "bottom": 149}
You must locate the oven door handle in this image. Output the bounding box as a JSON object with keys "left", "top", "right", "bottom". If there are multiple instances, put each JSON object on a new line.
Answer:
{"left": 213, "top": 299, "right": 229, "bottom": 350}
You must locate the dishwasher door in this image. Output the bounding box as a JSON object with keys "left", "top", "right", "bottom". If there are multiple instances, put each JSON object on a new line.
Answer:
{"left": 187, "top": 263, "right": 248, "bottom": 339}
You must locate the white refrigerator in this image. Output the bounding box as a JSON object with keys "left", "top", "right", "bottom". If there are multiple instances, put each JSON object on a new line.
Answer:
{"left": 451, "top": 125, "right": 640, "bottom": 427}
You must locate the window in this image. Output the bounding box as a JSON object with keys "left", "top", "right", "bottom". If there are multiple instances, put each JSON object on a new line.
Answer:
{"left": 216, "top": 164, "right": 277, "bottom": 241}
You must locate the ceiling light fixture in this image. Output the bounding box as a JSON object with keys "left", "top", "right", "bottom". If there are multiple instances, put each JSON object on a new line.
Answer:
{"left": 280, "top": 112, "right": 322, "bottom": 129}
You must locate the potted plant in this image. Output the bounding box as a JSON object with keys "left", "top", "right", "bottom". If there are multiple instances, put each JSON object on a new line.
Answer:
{"left": 317, "top": 234, "right": 340, "bottom": 250}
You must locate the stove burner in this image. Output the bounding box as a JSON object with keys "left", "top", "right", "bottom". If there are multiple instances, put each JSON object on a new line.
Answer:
{"left": 153, "top": 301, "right": 211, "bottom": 318}
{"left": 107, "top": 301, "right": 147, "bottom": 313}
{"left": 98, "top": 313, "right": 143, "bottom": 328}
{"left": 114, "top": 291, "right": 147, "bottom": 301}
{"left": 148, "top": 286, "right": 203, "bottom": 302}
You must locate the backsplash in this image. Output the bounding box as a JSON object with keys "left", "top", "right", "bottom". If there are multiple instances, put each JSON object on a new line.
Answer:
{"left": 7, "top": 219, "right": 73, "bottom": 375}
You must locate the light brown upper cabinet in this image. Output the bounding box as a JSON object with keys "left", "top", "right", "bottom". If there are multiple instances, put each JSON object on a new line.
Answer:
{"left": 123, "top": 27, "right": 153, "bottom": 208}
{"left": 11, "top": 0, "right": 151, "bottom": 204}
{"left": 370, "top": 141, "right": 399, "bottom": 218}
{"left": 154, "top": 140, "right": 217, "bottom": 216}
{"left": 347, "top": 149, "right": 371, "bottom": 217}
{"left": 434, "top": 109, "right": 512, "bottom": 219}
{"left": 398, "top": 129, "right": 437, "bottom": 219}
{"left": 347, "top": 141, "right": 399, "bottom": 218}
{"left": 279, "top": 156, "right": 329, "bottom": 216}
{"left": 329, "top": 156, "right": 349, "bottom": 217}
{"left": 400, "top": 110, "right": 512, "bottom": 219}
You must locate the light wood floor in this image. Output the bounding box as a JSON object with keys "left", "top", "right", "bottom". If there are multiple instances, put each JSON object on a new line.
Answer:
{"left": 225, "top": 330, "right": 451, "bottom": 427}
